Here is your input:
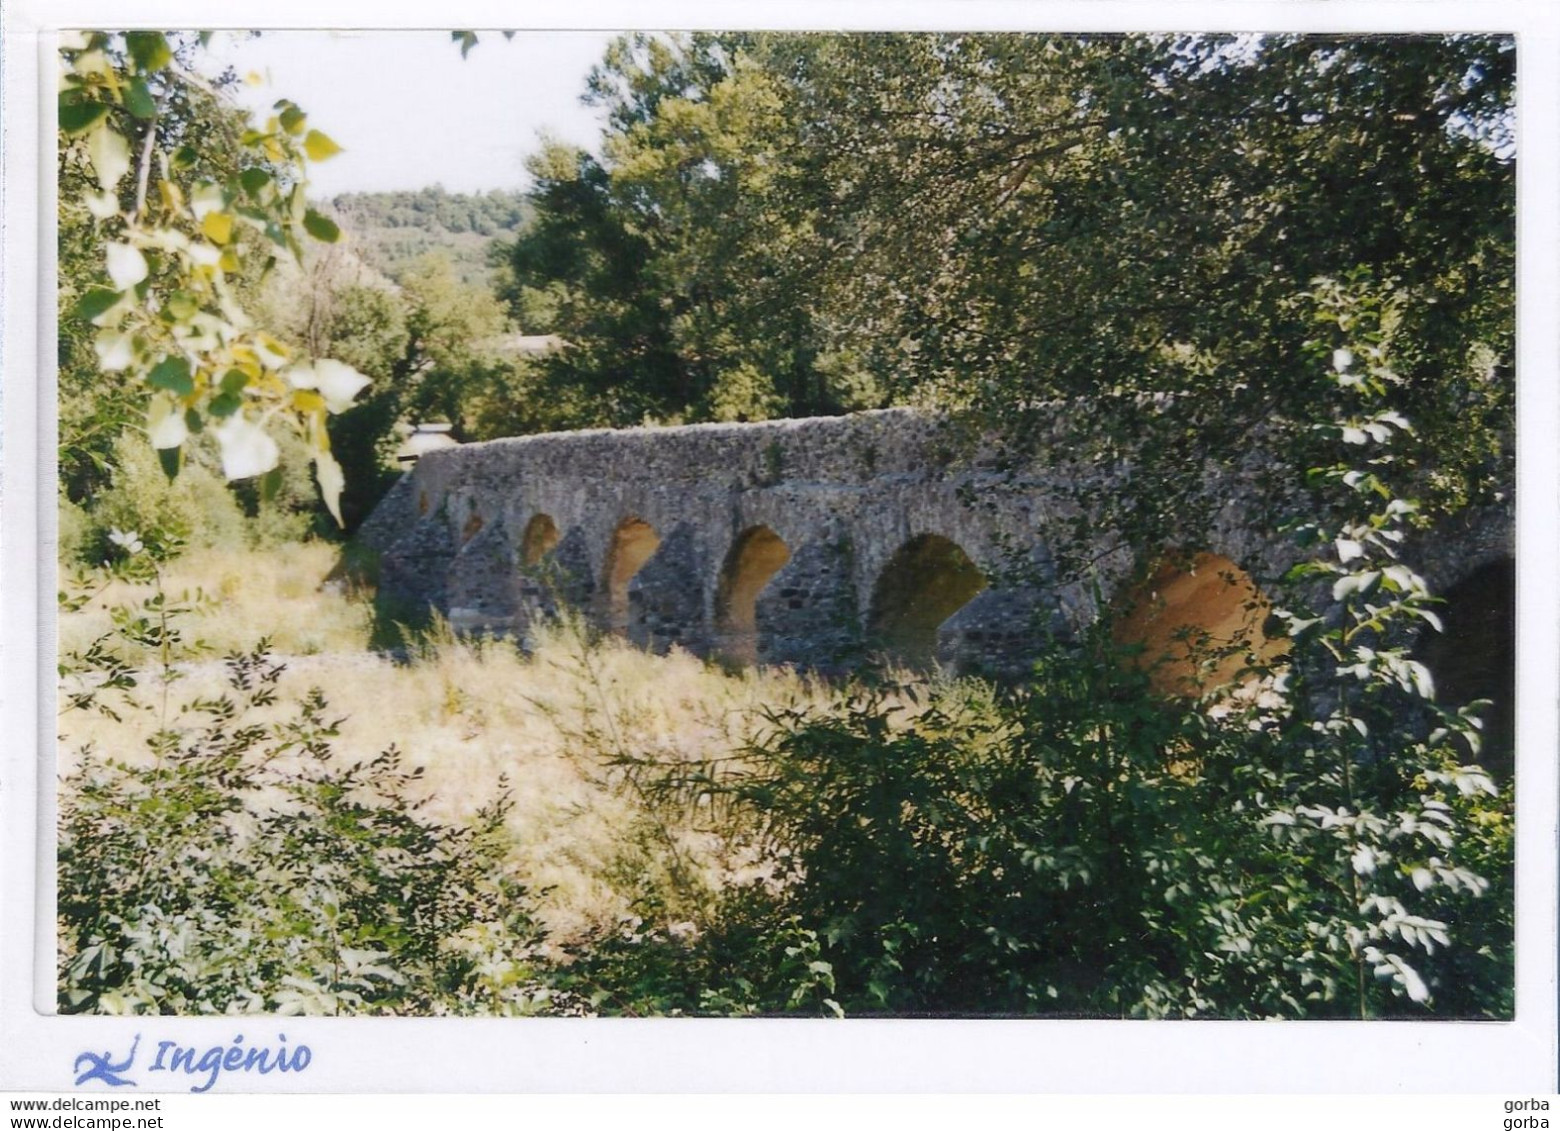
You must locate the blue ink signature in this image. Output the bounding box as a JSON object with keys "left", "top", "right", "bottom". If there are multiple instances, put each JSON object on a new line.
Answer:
{"left": 73, "top": 1034, "right": 139, "bottom": 1087}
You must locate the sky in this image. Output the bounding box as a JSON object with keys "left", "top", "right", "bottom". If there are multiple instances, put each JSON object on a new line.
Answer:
{"left": 205, "top": 30, "right": 616, "bottom": 197}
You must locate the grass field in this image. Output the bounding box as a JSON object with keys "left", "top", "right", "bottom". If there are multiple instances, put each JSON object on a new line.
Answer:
{"left": 57, "top": 541, "right": 844, "bottom": 949}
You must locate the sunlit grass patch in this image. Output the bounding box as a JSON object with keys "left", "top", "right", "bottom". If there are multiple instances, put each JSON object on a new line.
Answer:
{"left": 59, "top": 541, "right": 375, "bottom": 661}
{"left": 57, "top": 563, "right": 843, "bottom": 949}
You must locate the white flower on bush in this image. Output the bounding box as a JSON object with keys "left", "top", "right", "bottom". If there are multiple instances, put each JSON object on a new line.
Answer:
{"left": 287, "top": 359, "right": 371, "bottom": 413}
{"left": 213, "top": 413, "right": 281, "bottom": 480}
{"left": 106, "top": 528, "right": 143, "bottom": 556}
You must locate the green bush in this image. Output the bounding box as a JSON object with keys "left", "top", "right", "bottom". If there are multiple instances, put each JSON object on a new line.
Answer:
{"left": 719, "top": 641, "right": 1509, "bottom": 1017}
{"left": 58, "top": 642, "right": 561, "bottom": 1016}
{"left": 78, "top": 434, "right": 248, "bottom": 563}
{"left": 57, "top": 489, "right": 91, "bottom": 566}
{"left": 70, "top": 427, "right": 338, "bottom": 565}
{"left": 58, "top": 546, "right": 562, "bottom": 1016}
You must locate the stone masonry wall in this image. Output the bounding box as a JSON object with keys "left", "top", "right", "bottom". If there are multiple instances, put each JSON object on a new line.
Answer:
{"left": 364, "top": 408, "right": 1514, "bottom": 679}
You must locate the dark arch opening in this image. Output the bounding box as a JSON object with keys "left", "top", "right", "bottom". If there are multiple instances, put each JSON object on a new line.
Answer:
{"left": 1418, "top": 556, "right": 1515, "bottom": 778}
{"left": 715, "top": 525, "right": 792, "bottom": 664}
{"left": 520, "top": 513, "right": 560, "bottom": 566}
{"left": 867, "top": 534, "right": 987, "bottom": 668}
{"left": 604, "top": 517, "right": 661, "bottom": 633}
{"left": 1112, "top": 551, "right": 1282, "bottom": 696}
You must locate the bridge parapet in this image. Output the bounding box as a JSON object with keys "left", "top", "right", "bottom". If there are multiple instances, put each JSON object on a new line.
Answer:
{"left": 363, "top": 409, "right": 1512, "bottom": 688}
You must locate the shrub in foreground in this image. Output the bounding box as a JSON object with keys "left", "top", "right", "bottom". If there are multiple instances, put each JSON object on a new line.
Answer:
{"left": 58, "top": 642, "right": 561, "bottom": 1016}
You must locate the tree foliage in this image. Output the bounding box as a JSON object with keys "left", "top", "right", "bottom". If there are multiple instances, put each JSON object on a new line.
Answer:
{"left": 59, "top": 31, "right": 371, "bottom": 524}
{"left": 328, "top": 187, "right": 531, "bottom": 284}
{"left": 499, "top": 32, "right": 1512, "bottom": 534}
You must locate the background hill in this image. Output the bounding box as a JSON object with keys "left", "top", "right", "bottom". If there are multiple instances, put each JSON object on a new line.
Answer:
{"left": 328, "top": 186, "right": 532, "bottom": 285}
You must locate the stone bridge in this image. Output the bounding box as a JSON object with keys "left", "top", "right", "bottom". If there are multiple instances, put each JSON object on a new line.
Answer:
{"left": 357, "top": 409, "right": 1513, "bottom": 732}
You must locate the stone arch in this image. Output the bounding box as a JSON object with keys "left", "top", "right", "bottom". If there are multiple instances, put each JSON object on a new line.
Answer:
{"left": 1417, "top": 555, "right": 1515, "bottom": 778}
{"left": 604, "top": 517, "right": 662, "bottom": 633}
{"left": 714, "top": 525, "right": 792, "bottom": 664}
{"left": 520, "top": 513, "right": 560, "bottom": 566}
{"left": 867, "top": 534, "right": 988, "bottom": 667}
{"left": 1112, "top": 550, "right": 1282, "bottom": 696}
{"left": 514, "top": 513, "right": 566, "bottom": 630}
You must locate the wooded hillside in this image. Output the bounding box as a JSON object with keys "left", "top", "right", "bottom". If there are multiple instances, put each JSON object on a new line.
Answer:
{"left": 328, "top": 186, "right": 532, "bottom": 284}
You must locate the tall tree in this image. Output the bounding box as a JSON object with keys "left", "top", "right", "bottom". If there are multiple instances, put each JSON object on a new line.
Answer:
{"left": 499, "top": 32, "right": 1512, "bottom": 555}
{"left": 771, "top": 34, "right": 1513, "bottom": 527}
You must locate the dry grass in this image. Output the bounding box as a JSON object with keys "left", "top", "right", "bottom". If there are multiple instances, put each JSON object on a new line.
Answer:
{"left": 57, "top": 544, "right": 845, "bottom": 947}
{"left": 58, "top": 541, "right": 376, "bottom": 660}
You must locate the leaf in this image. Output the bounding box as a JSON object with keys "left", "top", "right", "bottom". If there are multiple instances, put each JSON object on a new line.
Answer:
{"left": 105, "top": 243, "right": 148, "bottom": 289}
{"left": 303, "top": 130, "right": 343, "bottom": 161}
{"left": 86, "top": 125, "right": 132, "bottom": 192}
{"left": 147, "top": 356, "right": 194, "bottom": 397}
{"left": 1332, "top": 571, "right": 1379, "bottom": 601}
{"left": 303, "top": 209, "right": 341, "bottom": 243}
{"left": 291, "top": 389, "right": 326, "bottom": 414}
{"left": 58, "top": 95, "right": 110, "bottom": 135}
{"left": 208, "top": 392, "right": 242, "bottom": 419}
{"left": 213, "top": 414, "right": 281, "bottom": 480}
{"left": 1350, "top": 845, "right": 1376, "bottom": 876}
{"left": 93, "top": 329, "right": 135, "bottom": 371}
{"left": 126, "top": 31, "right": 173, "bottom": 73}
{"left": 314, "top": 450, "right": 346, "bottom": 526}
{"left": 288, "top": 358, "right": 369, "bottom": 412}
{"left": 125, "top": 77, "right": 157, "bottom": 120}
{"left": 165, "top": 290, "right": 199, "bottom": 321}
{"left": 146, "top": 394, "right": 188, "bottom": 450}
{"left": 74, "top": 287, "right": 121, "bottom": 324}
{"left": 279, "top": 105, "right": 307, "bottom": 136}
{"left": 201, "top": 211, "right": 234, "bottom": 245}
{"left": 453, "top": 30, "right": 480, "bottom": 58}
{"left": 157, "top": 445, "right": 182, "bottom": 482}
{"left": 219, "top": 368, "right": 250, "bottom": 396}
{"left": 84, "top": 189, "right": 119, "bottom": 220}
{"left": 239, "top": 167, "right": 272, "bottom": 197}
{"left": 189, "top": 182, "right": 226, "bottom": 219}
